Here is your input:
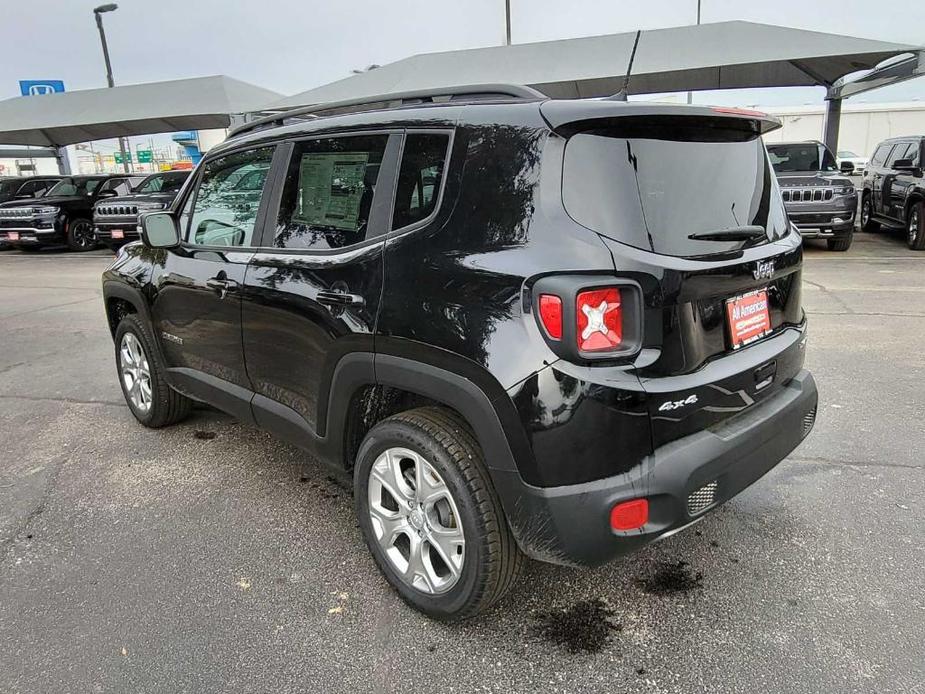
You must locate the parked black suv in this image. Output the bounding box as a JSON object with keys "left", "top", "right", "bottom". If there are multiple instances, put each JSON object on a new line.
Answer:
{"left": 0, "top": 175, "right": 62, "bottom": 204}
{"left": 94, "top": 170, "right": 191, "bottom": 250}
{"left": 860, "top": 136, "right": 925, "bottom": 250}
{"left": 102, "top": 91, "right": 817, "bottom": 620}
{"left": 0, "top": 174, "right": 144, "bottom": 251}
{"left": 766, "top": 141, "right": 857, "bottom": 251}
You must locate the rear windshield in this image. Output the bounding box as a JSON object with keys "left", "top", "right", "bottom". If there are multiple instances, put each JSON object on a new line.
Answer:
{"left": 562, "top": 125, "right": 789, "bottom": 257}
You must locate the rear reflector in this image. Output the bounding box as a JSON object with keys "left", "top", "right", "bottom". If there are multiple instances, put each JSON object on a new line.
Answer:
{"left": 610, "top": 498, "right": 648, "bottom": 531}
{"left": 576, "top": 288, "right": 622, "bottom": 352}
{"left": 538, "top": 294, "right": 563, "bottom": 339}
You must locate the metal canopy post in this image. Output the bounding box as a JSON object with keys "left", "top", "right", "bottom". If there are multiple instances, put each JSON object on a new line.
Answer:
{"left": 55, "top": 146, "right": 72, "bottom": 175}
{"left": 822, "top": 97, "right": 842, "bottom": 154}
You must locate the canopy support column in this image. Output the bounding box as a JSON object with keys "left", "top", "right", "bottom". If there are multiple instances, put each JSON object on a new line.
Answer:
{"left": 822, "top": 97, "right": 842, "bottom": 154}
{"left": 55, "top": 146, "right": 72, "bottom": 175}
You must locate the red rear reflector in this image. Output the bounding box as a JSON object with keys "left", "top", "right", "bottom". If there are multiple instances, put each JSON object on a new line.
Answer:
{"left": 576, "top": 288, "right": 622, "bottom": 352}
{"left": 610, "top": 498, "right": 648, "bottom": 531}
{"left": 538, "top": 294, "right": 563, "bottom": 340}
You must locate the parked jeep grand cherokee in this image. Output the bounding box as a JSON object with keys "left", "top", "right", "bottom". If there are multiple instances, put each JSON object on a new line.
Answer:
{"left": 766, "top": 141, "right": 857, "bottom": 251}
{"left": 0, "top": 174, "right": 143, "bottom": 251}
{"left": 860, "top": 136, "right": 925, "bottom": 250}
{"left": 102, "top": 91, "right": 817, "bottom": 620}
{"left": 94, "top": 170, "right": 191, "bottom": 250}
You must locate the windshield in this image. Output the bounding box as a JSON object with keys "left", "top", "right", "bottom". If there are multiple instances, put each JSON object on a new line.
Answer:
{"left": 562, "top": 125, "right": 789, "bottom": 257}
{"left": 0, "top": 180, "right": 21, "bottom": 195}
{"left": 47, "top": 177, "right": 103, "bottom": 197}
{"left": 838, "top": 150, "right": 859, "bottom": 158}
{"left": 766, "top": 143, "right": 837, "bottom": 173}
{"left": 135, "top": 172, "right": 188, "bottom": 194}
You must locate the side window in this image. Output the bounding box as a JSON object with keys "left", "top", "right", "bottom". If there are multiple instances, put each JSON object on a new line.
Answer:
{"left": 273, "top": 135, "right": 388, "bottom": 250}
{"left": 392, "top": 133, "right": 450, "bottom": 230}
{"left": 887, "top": 143, "right": 912, "bottom": 168}
{"left": 188, "top": 147, "right": 274, "bottom": 247}
{"left": 820, "top": 146, "right": 837, "bottom": 171}
{"left": 99, "top": 178, "right": 133, "bottom": 196}
{"left": 870, "top": 144, "right": 892, "bottom": 168}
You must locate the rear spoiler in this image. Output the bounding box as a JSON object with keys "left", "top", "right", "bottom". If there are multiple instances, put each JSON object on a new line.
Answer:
{"left": 539, "top": 100, "right": 781, "bottom": 138}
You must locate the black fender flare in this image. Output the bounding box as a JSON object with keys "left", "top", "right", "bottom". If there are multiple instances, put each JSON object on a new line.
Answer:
{"left": 102, "top": 279, "right": 154, "bottom": 336}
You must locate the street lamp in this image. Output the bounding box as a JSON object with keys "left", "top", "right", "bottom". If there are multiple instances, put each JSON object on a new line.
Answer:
{"left": 93, "top": 3, "right": 131, "bottom": 173}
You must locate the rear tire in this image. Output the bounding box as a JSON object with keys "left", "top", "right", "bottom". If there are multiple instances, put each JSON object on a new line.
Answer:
{"left": 114, "top": 315, "right": 192, "bottom": 428}
{"left": 354, "top": 406, "right": 522, "bottom": 621}
{"left": 907, "top": 201, "right": 925, "bottom": 251}
{"left": 66, "top": 218, "right": 96, "bottom": 252}
{"left": 827, "top": 231, "right": 853, "bottom": 252}
{"left": 861, "top": 194, "right": 880, "bottom": 233}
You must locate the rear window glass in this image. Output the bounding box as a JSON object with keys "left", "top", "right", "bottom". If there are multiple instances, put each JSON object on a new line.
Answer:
{"left": 392, "top": 133, "right": 450, "bottom": 229}
{"left": 562, "top": 127, "right": 789, "bottom": 258}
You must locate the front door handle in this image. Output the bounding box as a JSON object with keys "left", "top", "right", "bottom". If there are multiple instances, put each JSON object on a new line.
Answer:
{"left": 205, "top": 277, "right": 238, "bottom": 298}
{"left": 317, "top": 290, "right": 365, "bottom": 307}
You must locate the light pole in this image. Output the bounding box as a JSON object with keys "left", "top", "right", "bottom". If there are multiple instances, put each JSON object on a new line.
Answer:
{"left": 93, "top": 3, "right": 131, "bottom": 173}
{"left": 504, "top": 0, "right": 512, "bottom": 46}
{"left": 686, "top": 0, "right": 702, "bottom": 105}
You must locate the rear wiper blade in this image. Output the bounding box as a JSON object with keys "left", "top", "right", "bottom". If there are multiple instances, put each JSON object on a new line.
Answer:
{"left": 688, "top": 225, "right": 767, "bottom": 241}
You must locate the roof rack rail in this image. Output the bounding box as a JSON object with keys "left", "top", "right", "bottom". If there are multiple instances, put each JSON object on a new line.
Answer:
{"left": 228, "top": 83, "right": 547, "bottom": 139}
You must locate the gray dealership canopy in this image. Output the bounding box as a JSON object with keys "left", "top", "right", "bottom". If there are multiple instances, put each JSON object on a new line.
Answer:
{"left": 270, "top": 21, "right": 923, "bottom": 151}
{"left": 0, "top": 75, "right": 281, "bottom": 148}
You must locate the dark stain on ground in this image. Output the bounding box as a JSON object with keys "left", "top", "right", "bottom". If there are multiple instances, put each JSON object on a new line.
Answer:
{"left": 193, "top": 430, "right": 216, "bottom": 440}
{"left": 709, "top": 539, "right": 720, "bottom": 547}
{"left": 532, "top": 599, "right": 622, "bottom": 654}
{"left": 636, "top": 667, "right": 647, "bottom": 676}
{"left": 637, "top": 561, "right": 703, "bottom": 595}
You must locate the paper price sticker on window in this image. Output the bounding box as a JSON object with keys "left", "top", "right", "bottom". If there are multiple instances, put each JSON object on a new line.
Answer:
{"left": 726, "top": 289, "right": 771, "bottom": 349}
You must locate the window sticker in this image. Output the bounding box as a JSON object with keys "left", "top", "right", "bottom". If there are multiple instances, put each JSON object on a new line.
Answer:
{"left": 294, "top": 152, "right": 370, "bottom": 231}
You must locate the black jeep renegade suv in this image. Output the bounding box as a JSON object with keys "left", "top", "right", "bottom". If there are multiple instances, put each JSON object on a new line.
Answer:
{"left": 102, "top": 90, "right": 817, "bottom": 620}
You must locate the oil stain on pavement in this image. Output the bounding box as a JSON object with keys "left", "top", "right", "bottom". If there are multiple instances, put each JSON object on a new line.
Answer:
{"left": 532, "top": 598, "right": 622, "bottom": 653}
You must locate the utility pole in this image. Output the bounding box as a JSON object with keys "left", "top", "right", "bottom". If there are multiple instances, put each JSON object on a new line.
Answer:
{"left": 93, "top": 4, "right": 131, "bottom": 173}
{"left": 687, "top": 0, "right": 701, "bottom": 105}
{"left": 504, "top": 0, "right": 512, "bottom": 46}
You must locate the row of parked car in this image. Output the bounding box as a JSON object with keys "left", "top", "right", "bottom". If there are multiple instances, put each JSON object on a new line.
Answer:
{"left": 0, "top": 170, "right": 190, "bottom": 252}
{"left": 767, "top": 135, "right": 925, "bottom": 251}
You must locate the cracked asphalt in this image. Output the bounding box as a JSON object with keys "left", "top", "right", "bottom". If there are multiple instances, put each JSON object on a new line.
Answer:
{"left": 1, "top": 233, "right": 923, "bottom": 694}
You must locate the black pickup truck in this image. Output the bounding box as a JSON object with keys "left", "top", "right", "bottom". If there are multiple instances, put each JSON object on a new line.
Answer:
{"left": 94, "top": 170, "right": 191, "bottom": 250}
{"left": 860, "top": 136, "right": 925, "bottom": 250}
{"left": 0, "top": 174, "right": 143, "bottom": 251}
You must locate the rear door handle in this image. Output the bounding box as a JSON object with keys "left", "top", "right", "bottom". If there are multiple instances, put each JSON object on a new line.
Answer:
{"left": 317, "top": 290, "right": 365, "bottom": 307}
{"left": 205, "top": 277, "right": 238, "bottom": 298}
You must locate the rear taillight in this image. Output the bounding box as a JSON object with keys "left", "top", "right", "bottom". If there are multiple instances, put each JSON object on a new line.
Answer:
{"left": 576, "top": 288, "right": 622, "bottom": 352}
{"left": 610, "top": 498, "right": 648, "bottom": 531}
{"left": 538, "top": 294, "right": 562, "bottom": 339}
{"left": 530, "top": 275, "right": 643, "bottom": 363}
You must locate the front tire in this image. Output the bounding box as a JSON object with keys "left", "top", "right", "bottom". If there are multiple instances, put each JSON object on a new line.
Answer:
{"left": 861, "top": 194, "right": 880, "bottom": 233}
{"left": 114, "top": 315, "right": 192, "bottom": 428}
{"left": 354, "top": 407, "right": 522, "bottom": 621}
{"left": 907, "top": 201, "right": 925, "bottom": 251}
{"left": 66, "top": 218, "right": 96, "bottom": 252}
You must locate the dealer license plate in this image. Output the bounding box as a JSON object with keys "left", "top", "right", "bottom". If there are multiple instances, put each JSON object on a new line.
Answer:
{"left": 726, "top": 289, "right": 771, "bottom": 349}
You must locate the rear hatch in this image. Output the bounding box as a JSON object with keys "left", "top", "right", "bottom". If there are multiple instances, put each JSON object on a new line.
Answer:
{"left": 545, "top": 101, "right": 806, "bottom": 447}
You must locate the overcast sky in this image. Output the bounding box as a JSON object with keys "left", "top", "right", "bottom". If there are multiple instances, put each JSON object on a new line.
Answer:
{"left": 4, "top": 0, "right": 925, "bottom": 159}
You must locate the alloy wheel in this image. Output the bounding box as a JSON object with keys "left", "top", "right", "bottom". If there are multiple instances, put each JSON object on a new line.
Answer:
{"left": 367, "top": 447, "right": 465, "bottom": 595}
{"left": 71, "top": 220, "right": 95, "bottom": 250}
{"left": 120, "top": 332, "right": 152, "bottom": 413}
{"left": 861, "top": 198, "right": 870, "bottom": 227}
{"left": 909, "top": 207, "right": 920, "bottom": 245}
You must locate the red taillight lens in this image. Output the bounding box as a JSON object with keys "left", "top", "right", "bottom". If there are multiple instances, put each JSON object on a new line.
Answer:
{"left": 610, "top": 498, "right": 648, "bottom": 531}
{"left": 576, "top": 288, "right": 622, "bottom": 352}
{"left": 538, "top": 294, "right": 563, "bottom": 340}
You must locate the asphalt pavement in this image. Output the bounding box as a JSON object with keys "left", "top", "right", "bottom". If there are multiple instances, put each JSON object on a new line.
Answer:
{"left": 0, "top": 233, "right": 922, "bottom": 694}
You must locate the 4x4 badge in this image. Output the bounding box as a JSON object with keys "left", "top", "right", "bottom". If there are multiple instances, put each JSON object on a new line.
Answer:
{"left": 753, "top": 259, "right": 775, "bottom": 281}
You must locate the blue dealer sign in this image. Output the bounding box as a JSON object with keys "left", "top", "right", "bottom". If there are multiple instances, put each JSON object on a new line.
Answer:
{"left": 19, "top": 80, "right": 66, "bottom": 96}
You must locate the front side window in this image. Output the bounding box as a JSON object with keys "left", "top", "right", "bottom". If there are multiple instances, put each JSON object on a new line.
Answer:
{"left": 392, "top": 133, "right": 450, "bottom": 230}
{"left": 187, "top": 147, "right": 275, "bottom": 247}
{"left": 888, "top": 142, "right": 918, "bottom": 167}
{"left": 870, "top": 144, "right": 893, "bottom": 168}
{"left": 135, "top": 172, "right": 188, "bottom": 194}
{"left": 47, "top": 177, "right": 103, "bottom": 197}
{"left": 273, "top": 135, "right": 388, "bottom": 250}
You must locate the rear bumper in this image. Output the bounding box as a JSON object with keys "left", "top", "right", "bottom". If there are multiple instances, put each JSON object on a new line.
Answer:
{"left": 493, "top": 369, "right": 817, "bottom": 566}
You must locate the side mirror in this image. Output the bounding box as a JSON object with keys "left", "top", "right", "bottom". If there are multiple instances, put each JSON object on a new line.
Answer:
{"left": 141, "top": 211, "right": 180, "bottom": 248}
{"left": 893, "top": 158, "right": 923, "bottom": 176}
{"left": 839, "top": 161, "right": 855, "bottom": 174}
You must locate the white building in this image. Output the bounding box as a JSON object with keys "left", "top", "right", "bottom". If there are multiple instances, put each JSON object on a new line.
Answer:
{"left": 762, "top": 102, "right": 925, "bottom": 158}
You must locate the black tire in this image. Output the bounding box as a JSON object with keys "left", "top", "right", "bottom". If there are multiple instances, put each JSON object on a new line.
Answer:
{"left": 354, "top": 406, "right": 522, "bottom": 621}
{"left": 114, "top": 314, "right": 192, "bottom": 428}
{"left": 66, "top": 218, "right": 96, "bottom": 252}
{"left": 860, "top": 194, "right": 880, "bottom": 233}
{"left": 827, "top": 230, "right": 853, "bottom": 252}
{"left": 907, "top": 201, "right": 925, "bottom": 251}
